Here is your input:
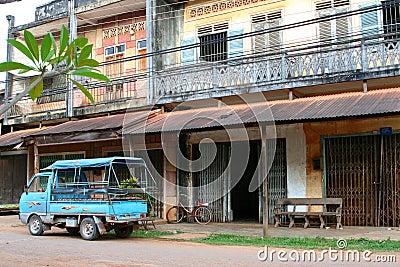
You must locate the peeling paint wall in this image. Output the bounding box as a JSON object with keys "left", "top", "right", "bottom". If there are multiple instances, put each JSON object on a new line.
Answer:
{"left": 304, "top": 116, "right": 400, "bottom": 199}
{"left": 277, "top": 124, "right": 307, "bottom": 198}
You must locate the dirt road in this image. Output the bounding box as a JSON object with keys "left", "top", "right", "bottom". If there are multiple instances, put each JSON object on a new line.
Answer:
{"left": 0, "top": 214, "right": 397, "bottom": 266}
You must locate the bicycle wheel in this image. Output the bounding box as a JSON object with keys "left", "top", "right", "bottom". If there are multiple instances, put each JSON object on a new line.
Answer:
{"left": 194, "top": 206, "right": 212, "bottom": 224}
{"left": 166, "top": 206, "right": 184, "bottom": 223}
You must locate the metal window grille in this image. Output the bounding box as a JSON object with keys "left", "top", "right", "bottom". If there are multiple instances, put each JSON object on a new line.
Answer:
{"left": 198, "top": 22, "right": 229, "bottom": 62}
{"left": 382, "top": 0, "right": 400, "bottom": 40}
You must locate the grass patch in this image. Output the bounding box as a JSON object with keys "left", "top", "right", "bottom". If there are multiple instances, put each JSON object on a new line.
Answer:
{"left": 191, "top": 234, "right": 400, "bottom": 252}
{"left": 108, "top": 229, "right": 177, "bottom": 238}
{"left": 130, "top": 230, "right": 179, "bottom": 238}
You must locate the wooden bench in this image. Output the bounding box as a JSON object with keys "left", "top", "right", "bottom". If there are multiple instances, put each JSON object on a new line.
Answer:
{"left": 138, "top": 217, "right": 156, "bottom": 230}
{"left": 273, "top": 198, "right": 343, "bottom": 229}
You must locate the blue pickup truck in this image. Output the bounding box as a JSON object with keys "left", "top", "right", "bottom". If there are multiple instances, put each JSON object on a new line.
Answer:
{"left": 19, "top": 157, "right": 157, "bottom": 240}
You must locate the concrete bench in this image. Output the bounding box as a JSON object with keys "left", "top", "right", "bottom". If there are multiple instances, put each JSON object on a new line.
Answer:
{"left": 273, "top": 198, "right": 343, "bottom": 229}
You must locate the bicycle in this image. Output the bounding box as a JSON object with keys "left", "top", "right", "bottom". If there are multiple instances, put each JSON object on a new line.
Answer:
{"left": 166, "top": 200, "right": 212, "bottom": 225}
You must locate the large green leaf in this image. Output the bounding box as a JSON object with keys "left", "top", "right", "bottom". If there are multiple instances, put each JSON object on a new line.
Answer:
{"left": 28, "top": 76, "right": 43, "bottom": 100}
{"left": 59, "top": 25, "right": 69, "bottom": 57}
{"left": 43, "top": 49, "right": 55, "bottom": 63}
{"left": 49, "top": 32, "right": 57, "bottom": 56}
{"left": 73, "top": 38, "right": 88, "bottom": 49}
{"left": 69, "top": 69, "right": 110, "bottom": 82}
{"left": 77, "top": 59, "right": 99, "bottom": 68}
{"left": 78, "top": 44, "right": 93, "bottom": 63}
{"left": 24, "top": 30, "right": 39, "bottom": 61}
{"left": 69, "top": 78, "right": 94, "bottom": 104}
{"left": 8, "top": 39, "right": 36, "bottom": 64}
{"left": 40, "top": 33, "right": 52, "bottom": 62}
{"left": 0, "top": 62, "right": 34, "bottom": 72}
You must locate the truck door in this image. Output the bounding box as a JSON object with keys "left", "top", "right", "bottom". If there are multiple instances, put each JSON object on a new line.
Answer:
{"left": 19, "top": 174, "right": 50, "bottom": 215}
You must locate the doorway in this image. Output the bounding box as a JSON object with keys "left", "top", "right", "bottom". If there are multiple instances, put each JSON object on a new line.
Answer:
{"left": 230, "top": 141, "right": 260, "bottom": 221}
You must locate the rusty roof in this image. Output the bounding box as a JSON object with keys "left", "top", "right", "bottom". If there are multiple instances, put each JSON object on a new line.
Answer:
{"left": 0, "top": 128, "right": 45, "bottom": 149}
{"left": 121, "top": 88, "right": 400, "bottom": 134}
{"left": 29, "top": 110, "right": 158, "bottom": 137}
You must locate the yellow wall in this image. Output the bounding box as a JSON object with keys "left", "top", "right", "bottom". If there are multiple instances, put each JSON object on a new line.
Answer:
{"left": 182, "top": 0, "right": 378, "bottom": 54}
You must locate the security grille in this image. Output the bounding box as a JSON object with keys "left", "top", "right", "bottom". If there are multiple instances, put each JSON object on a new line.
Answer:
{"left": 198, "top": 22, "right": 229, "bottom": 62}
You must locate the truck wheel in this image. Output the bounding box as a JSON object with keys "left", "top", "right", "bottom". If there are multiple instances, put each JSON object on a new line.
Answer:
{"left": 28, "top": 215, "right": 44, "bottom": 236}
{"left": 114, "top": 225, "right": 133, "bottom": 238}
{"left": 80, "top": 217, "right": 99, "bottom": 241}
{"left": 66, "top": 228, "right": 80, "bottom": 236}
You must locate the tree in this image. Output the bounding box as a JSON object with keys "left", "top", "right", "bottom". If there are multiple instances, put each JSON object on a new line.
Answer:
{"left": 0, "top": 25, "right": 109, "bottom": 115}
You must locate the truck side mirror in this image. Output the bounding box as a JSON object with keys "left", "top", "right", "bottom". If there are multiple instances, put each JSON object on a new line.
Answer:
{"left": 24, "top": 185, "right": 28, "bottom": 194}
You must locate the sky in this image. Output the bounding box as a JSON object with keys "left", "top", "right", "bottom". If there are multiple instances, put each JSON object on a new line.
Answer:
{"left": 0, "top": 0, "right": 50, "bottom": 86}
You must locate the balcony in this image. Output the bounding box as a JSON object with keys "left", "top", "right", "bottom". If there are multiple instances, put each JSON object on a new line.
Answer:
{"left": 6, "top": 74, "right": 147, "bottom": 125}
{"left": 152, "top": 37, "right": 400, "bottom": 104}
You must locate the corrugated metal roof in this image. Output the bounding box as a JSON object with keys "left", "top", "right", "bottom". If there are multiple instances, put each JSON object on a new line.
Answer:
{"left": 29, "top": 110, "right": 158, "bottom": 137}
{"left": 0, "top": 128, "right": 45, "bottom": 149}
{"left": 121, "top": 88, "right": 400, "bottom": 134}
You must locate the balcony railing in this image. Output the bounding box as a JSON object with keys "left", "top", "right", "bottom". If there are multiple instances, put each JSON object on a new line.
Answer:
{"left": 6, "top": 74, "right": 147, "bottom": 123}
{"left": 152, "top": 38, "right": 400, "bottom": 103}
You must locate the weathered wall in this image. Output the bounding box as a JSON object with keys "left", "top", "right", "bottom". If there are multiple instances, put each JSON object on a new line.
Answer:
{"left": 304, "top": 116, "right": 400, "bottom": 198}
{"left": 277, "top": 124, "right": 307, "bottom": 198}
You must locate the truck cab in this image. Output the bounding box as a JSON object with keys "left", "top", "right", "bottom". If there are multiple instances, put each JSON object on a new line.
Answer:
{"left": 19, "top": 157, "right": 157, "bottom": 240}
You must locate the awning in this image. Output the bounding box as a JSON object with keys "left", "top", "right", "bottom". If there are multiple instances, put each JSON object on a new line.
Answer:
{"left": 0, "top": 127, "right": 46, "bottom": 150}
{"left": 28, "top": 109, "right": 159, "bottom": 145}
{"left": 120, "top": 88, "right": 400, "bottom": 134}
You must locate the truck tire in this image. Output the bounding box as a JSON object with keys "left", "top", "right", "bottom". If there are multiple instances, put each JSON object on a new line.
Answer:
{"left": 80, "top": 217, "right": 99, "bottom": 241}
{"left": 28, "top": 215, "right": 44, "bottom": 236}
{"left": 114, "top": 225, "right": 134, "bottom": 238}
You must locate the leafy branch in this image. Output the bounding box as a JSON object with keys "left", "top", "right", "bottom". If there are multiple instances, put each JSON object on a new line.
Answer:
{"left": 0, "top": 25, "right": 110, "bottom": 115}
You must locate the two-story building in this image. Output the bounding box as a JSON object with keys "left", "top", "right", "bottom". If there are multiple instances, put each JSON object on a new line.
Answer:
{"left": 1, "top": 0, "right": 400, "bottom": 227}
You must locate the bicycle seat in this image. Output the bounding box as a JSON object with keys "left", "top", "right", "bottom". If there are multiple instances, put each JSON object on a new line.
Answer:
{"left": 198, "top": 202, "right": 209, "bottom": 207}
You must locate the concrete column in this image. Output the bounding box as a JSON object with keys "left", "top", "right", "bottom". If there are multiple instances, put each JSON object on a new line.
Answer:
{"left": 67, "top": 0, "right": 77, "bottom": 117}
{"left": 285, "top": 124, "right": 307, "bottom": 198}
{"left": 4, "top": 15, "right": 15, "bottom": 125}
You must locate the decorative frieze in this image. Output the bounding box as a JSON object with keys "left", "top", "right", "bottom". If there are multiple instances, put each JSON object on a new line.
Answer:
{"left": 188, "top": 0, "right": 272, "bottom": 19}
{"left": 102, "top": 21, "right": 145, "bottom": 39}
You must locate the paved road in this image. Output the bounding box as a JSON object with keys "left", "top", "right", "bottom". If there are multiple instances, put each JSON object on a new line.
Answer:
{"left": 0, "top": 215, "right": 397, "bottom": 266}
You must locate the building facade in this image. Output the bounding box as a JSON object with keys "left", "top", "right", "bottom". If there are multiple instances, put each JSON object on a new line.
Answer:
{"left": 1, "top": 0, "right": 400, "bottom": 227}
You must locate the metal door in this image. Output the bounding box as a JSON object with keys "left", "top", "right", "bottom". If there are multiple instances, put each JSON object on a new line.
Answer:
{"left": 324, "top": 134, "right": 400, "bottom": 227}
{"left": 195, "top": 142, "right": 230, "bottom": 222}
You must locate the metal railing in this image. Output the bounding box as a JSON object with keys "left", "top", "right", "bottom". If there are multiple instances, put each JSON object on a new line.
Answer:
{"left": 152, "top": 37, "right": 400, "bottom": 102}
{"left": 6, "top": 74, "right": 147, "bottom": 120}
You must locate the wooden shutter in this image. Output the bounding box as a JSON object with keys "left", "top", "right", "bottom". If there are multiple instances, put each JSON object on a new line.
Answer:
{"left": 335, "top": 7, "right": 350, "bottom": 40}
{"left": 252, "top": 15, "right": 267, "bottom": 53}
{"left": 228, "top": 28, "right": 244, "bottom": 58}
{"left": 181, "top": 36, "right": 195, "bottom": 65}
{"left": 360, "top": 4, "right": 380, "bottom": 38}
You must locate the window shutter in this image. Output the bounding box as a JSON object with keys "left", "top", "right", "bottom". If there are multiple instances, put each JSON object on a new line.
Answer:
{"left": 181, "top": 36, "right": 195, "bottom": 65}
{"left": 335, "top": 8, "right": 350, "bottom": 39}
{"left": 360, "top": 4, "right": 380, "bottom": 38}
{"left": 318, "top": 8, "right": 333, "bottom": 42}
{"left": 268, "top": 19, "right": 282, "bottom": 51}
{"left": 228, "top": 28, "right": 244, "bottom": 58}
{"left": 253, "top": 22, "right": 266, "bottom": 53}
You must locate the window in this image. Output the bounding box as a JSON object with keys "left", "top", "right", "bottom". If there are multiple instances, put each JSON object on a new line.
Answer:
{"left": 137, "top": 40, "right": 147, "bottom": 73}
{"left": 28, "top": 175, "right": 50, "bottom": 192}
{"left": 198, "top": 22, "right": 229, "bottom": 62}
{"left": 382, "top": 0, "right": 400, "bottom": 40}
{"left": 104, "top": 44, "right": 126, "bottom": 78}
{"left": 39, "top": 153, "right": 84, "bottom": 170}
{"left": 316, "top": 0, "right": 350, "bottom": 43}
{"left": 252, "top": 11, "right": 282, "bottom": 53}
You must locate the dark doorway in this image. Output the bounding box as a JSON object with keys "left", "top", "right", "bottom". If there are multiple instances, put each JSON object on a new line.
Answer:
{"left": 230, "top": 141, "right": 260, "bottom": 221}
